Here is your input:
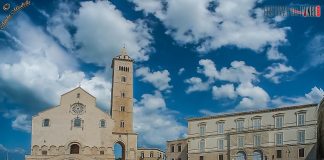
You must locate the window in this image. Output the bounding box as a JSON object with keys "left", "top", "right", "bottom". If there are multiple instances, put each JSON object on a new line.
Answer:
{"left": 171, "top": 145, "right": 175, "bottom": 152}
{"left": 276, "top": 150, "right": 282, "bottom": 158}
{"left": 150, "top": 151, "right": 153, "bottom": 157}
{"left": 299, "top": 148, "right": 305, "bottom": 157}
{"left": 253, "top": 134, "right": 261, "bottom": 147}
{"left": 252, "top": 118, "right": 261, "bottom": 129}
{"left": 275, "top": 132, "right": 283, "bottom": 145}
{"left": 217, "top": 121, "right": 224, "bottom": 134}
{"left": 218, "top": 154, "right": 224, "bottom": 160}
{"left": 218, "top": 139, "right": 224, "bottom": 150}
{"left": 238, "top": 136, "right": 244, "bottom": 148}
{"left": 199, "top": 139, "right": 205, "bottom": 152}
{"left": 100, "top": 151, "right": 104, "bottom": 155}
{"left": 43, "top": 119, "right": 50, "bottom": 127}
{"left": 298, "top": 130, "right": 305, "bottom": 144}
{"left": 77, "top": 93, "right": 80, "bottom": 98}
{"left": 120, "top": 106, "right": 125, "bottom": 112}
{"left": 236, "top": 119, "right": 244, "bottom": 132}
{"left": 42, "top": 150, "right": 47, "bottom": 155}
{"left": 141, "top": 151, "right": 144, "bottom": 158}
{"left": 74, "top": 118, "right": 81, "bottom": 127}
{"left": 199, "top": 156, "right": 204, "bottom": 160}
{"left": 121, "top": 76, "right": 126, "bottom": 82}
{"left": 275, "top": 115, "right": 284, "bottom": 129}
{"left": 121, "top": 92, "right": 125, "bottom": 98}
{"left": 199, "top": 123, "right": 206, "bottom": 136}
{"left": 99, "top": 119, "right": 106, "bottom": 128}
{"left": 120, "top": 121, "right": 125, "bottom": 128}
{"left": 297, "top": 113, "right": 305, "bottom": 126}
{"left": 177, "top": 144, "right": 181, "bottom": 152}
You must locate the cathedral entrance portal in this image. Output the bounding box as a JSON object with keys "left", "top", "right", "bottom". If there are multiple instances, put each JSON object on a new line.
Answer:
{"left": 114, "top": 141, "right": 125, "bottom": 160}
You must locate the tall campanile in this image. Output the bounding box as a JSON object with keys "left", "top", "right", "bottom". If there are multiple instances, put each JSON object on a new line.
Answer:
{"left": 111, "top": 47, "right": 134, "bottom": 134}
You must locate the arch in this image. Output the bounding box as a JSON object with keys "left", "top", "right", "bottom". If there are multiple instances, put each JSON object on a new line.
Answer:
{"left": 32, "top": 145, "right": 40, "bottom": 155}
{"left": 236, "top": 151, "right": 246, "bottom": 160}
{"left": 70, "top": 144, "right": 80, "bottom": 154}
{"left": 114, "top": 141, "right": 126, "bottom": 160}
{"left": 253, "top": 150, "right": 263, "bottom": 160}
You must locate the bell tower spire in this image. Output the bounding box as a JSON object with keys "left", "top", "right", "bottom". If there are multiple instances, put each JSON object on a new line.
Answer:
{"left": 110, "top": 47, "right": 134, "bottom": 133}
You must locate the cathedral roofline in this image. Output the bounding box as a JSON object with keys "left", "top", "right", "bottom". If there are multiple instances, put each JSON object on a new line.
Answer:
{"left": 60, "top": 86, "right": 96, "bottom": 99}
{"left": 187, "top": 103, "right": 317, "bottom": 121}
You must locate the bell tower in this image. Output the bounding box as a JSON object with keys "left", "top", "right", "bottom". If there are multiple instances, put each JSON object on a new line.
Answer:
{"left": 111, "top": 47, "right": 134, "bottom": 133}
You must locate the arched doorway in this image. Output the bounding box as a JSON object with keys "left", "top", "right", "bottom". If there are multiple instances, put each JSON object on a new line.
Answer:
{"left": 114, "top": 141, "right": 125, "bottom": 160}
{"left": 253, "top": 150, "right": 263, "bottom": 160}
{"left": 70, "top": 144, "right": 80, "bottom": 154}
{"left": 237, "top": 151, "right": 246, "bottom": 160}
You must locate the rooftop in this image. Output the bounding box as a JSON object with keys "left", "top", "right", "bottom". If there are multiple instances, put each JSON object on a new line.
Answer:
{"left": 187, "top": 103, "right": 317, "bottom": 121}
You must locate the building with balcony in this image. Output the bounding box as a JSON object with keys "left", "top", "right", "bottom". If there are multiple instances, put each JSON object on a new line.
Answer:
{"left": 186, "top": 104, "right": 317, "bottom": 160}
{"left": 166, "top": 138, "right": 188, "bottom": 160}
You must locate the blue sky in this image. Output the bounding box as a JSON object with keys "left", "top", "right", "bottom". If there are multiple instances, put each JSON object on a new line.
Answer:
{"left": 0, "top": 0, "right": 324, "bottom": 159}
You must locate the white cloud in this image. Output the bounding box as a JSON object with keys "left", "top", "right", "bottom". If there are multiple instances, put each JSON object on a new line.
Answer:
{"left": 266, "top": 45, "right": 287, "bottom": 61}
{"left": 197, "top": 59, "right": 258, "bottom": 84}
{"left": 2, "top": 110, "right": 31, "bottom": 133}
{"left": 137, "top": 91, "right": 166, "bottom": 110}
{"left": 271, "top": 86, "right": 324, "bottom": 107}
{"left": 264, "top": 63, "right": 295, "bottom": 83}
{"left": 130, "top": 0, "right": 288, "bottom": 58}
{"left": 46, "top": 2, "right": 74, "bottom": 49}
{"left": 236, "top": 83, "right": 270, "bottom": 110}
{"left": 0, "top": 15, "right": 112, "bottom": 111}
{"left": 134, "top": 91, "right": 186, "bottom": 147}
{"left": 74, "top": 1, "right": 153, "bottom": 66}
{"left": 136, "top": 67, "right": 172, "bottom": 91}
{"left": 212, "top": 84, "right": 237, "bottom": 99}
{"left": 184, "top": 77, "right": 210, "bottom": 93}
{"left": 178, "top": 68, "right": 185, "bottom": 75}
{"left": 186, "top": 59, "right": 269, "bottom": 110}
{"left": 301, "top": 34, "right": 324, "bottom": 71}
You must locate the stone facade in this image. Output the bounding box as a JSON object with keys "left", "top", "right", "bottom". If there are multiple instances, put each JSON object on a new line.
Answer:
{"left": 317, "top": 98, "right": 324, "bottom": 159}
{"left": 25, "top": 48, "right": 138, "bottom": 160}
{"left": 137, "top": 148, "right": 165, "bottom": 160}
{"left": 186, "top": 104, "right": 318, "bottom": 160}
{"left": 166, "top": 139, "right": 188, "bottom": 160}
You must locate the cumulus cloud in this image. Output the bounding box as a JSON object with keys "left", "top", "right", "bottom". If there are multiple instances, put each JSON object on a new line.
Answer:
{"left": 186, "top": 59, "right": 269, "bottom": 110}
{"left": 3, "top": 110, "right": 31, "bottom": 133}
{"left": 197, "top": 59, "right": 259, "bottom": 84}
{"left": 130, "top": 0, "right": 288, "bottom": 58}
{"left": 74, "top": 1, "right": 153, "bottom": 66}
{"left": 264, "top": 63, "right": 295, "bottom": 84}
{"left": 184, "top": 77, "right": 210, "bottom": 93}
{"left": 212, "top": 84, "right": 237, "bottom": 100}
{"left": 136, "top": 67, "right": 172, "bottom": 91}
{"left": 271, "top": 86, "right": 324, "bottom": 107}
{"left": 236, "top": 83, "right": 270, "bottom": 109}
{"left": 134, "top": 91, "right": 186, "bottom": 147}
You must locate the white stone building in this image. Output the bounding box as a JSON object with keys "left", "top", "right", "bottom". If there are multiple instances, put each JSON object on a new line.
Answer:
{"left": 186, "top": 104, "right": 318, "bottom": 160}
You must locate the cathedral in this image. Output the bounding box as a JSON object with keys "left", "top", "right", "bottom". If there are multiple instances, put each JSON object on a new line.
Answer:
{"left": 25, "top": 48, "right": 164, "bottom": 160}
